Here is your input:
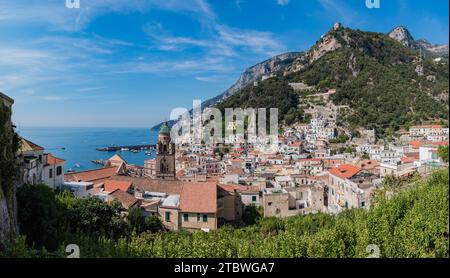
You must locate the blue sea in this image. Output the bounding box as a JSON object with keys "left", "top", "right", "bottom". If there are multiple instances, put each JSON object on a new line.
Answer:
{"left": 17, "top": 127, "right": 158, "bottom": 172}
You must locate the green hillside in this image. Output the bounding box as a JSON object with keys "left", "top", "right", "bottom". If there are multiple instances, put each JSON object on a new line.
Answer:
{"left": 218, "top": 26, "right": 449, "bottom": 137}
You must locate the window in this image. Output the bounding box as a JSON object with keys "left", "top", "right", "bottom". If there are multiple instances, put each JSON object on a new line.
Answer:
{"left": 252, "top": 196, "right": 257, "bottom": 202}
{"left": 165, "top": 211, "right": 171, "bottom": 222}
{"left": 57, "top": 166, "right": 62, "bottom": 176}
{"left": 202, "top": 214, "right": 208, "bottom": 222}
{"left": 361, "top": 202, "right": 365, "bottom": 208}
{"left": 49, "top": 168, "right": 53, "bottom": 178}
{"left": 197, "top": 213, "right": 201, "bottom": 222}
{"left": 268, "top": 202, "right": 273, "bottom": 206}
{"left": 183, "top": 213, "right": 188, "bottom": 222}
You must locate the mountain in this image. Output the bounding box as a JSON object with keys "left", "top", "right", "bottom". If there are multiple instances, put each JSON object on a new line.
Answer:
{"left": 217, "top": 23, "right": 449, "bottom": 137}
{"left": 153, "top": 24, "right": 449, "bottom": 136}
{"left": 202, "top": 52, "right": 301, "bottom": 108}
{"left": 152, "top": 51, "right": 302, "bottom": 130}
{"left": 388, "top": 26, "right": 449, "bottom": 57}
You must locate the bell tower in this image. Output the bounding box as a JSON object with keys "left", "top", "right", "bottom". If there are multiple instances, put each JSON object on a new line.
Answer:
{"left": 155, "top": 122, "right": 176, "bottom": 179}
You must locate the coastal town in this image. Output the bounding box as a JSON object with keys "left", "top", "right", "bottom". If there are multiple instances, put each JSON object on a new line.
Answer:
{"left": 2, "top": 90, "right": 448, "bottom": 233}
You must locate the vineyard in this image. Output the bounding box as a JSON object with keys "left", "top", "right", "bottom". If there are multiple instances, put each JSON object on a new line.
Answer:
{"left": 3, "top": 169, "right": 448, "bottom": 258}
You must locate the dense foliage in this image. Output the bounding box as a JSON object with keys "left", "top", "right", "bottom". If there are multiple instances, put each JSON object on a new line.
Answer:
{"left": 4, "top": 169, "right": 448, "bottom": 258}
{"left": 216, "top": 78, "right": 302, "bottom": 125}
{"left": 438, "top": 146, "right": 449, "bottom": 163}
{"left": 14, "top": 186, "right": 162, "bottom": 252}
{"left": 0, "top": 101, "right": 20, "bottom": 244}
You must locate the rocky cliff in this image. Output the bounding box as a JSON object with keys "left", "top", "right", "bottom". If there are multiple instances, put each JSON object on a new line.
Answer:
{"left": 388, "top": 26, "right": 449, "bottom": 57}
{"left": 0, "top": 101, "right": 18, "bottom": 245}
{"left": 201, "top": 52, "right": 301, "bottom": 108}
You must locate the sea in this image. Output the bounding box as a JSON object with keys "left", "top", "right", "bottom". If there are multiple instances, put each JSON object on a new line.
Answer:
{"left": 16, "top": 127, "right": 158, "bottom": 172}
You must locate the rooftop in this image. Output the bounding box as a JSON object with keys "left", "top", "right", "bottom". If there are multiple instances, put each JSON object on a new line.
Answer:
{"left": 46, "top": 153, "right": 65, "bottom": 165}
{"left": 19, "top": 137, "right": 45, "bottom": 152}
{"left": 0, "top": 92, "right": 14, "bottom": 104}
{"left": 328, "top": 164, "right": 362, "bottom": 180}
{"left": 104, "top": 179, "right": 132, "bottom": 193}
{"left": 180, "top": 182, "right": 217, "bottom": 213}
{"left": 64, "top": 166, "right": 120, "bottom": 183}
{"left": 109, "top": 189, "right": 140, "bottom": 209}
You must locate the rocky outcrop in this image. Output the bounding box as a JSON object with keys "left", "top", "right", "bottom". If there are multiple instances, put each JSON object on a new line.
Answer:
{"left": 388, "top": 26, "right": 449, "bottom": 57}
{"left": 388, "top": 26, "right": 416, "bottom": 48}
{"left": 416, "top": 39, "right": 449, "bottom": 57}
{"left": 201, "top": 52, "right": 301, "bottom": 107}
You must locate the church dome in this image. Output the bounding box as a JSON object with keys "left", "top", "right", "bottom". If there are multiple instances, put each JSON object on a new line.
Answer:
{"left": 159, "top": 122, "right": 171, "bottom": 135}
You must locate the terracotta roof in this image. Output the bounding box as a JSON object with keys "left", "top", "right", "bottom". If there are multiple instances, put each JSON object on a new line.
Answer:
{"left": 404, "top": 152, "right": 420, "bottom": 159}
{"left": 180, "top": 182, "right": 217, "bottom": 213}
{"left": 19, "top": 138, "right": 45, "bottom": 152}
{"left": 400, "top": 156, "right": 416, "bottom": 164}
{"left": 328, "top": 164, "right": 361, "bottom": 179}
{"left": 111, "top": 176, "right": 184, "bottom": 194}
{"left": 46, "top": 153, "right": 65, "bottom": 165}
{"left": 357, "top": 159, "right": 379, "bottom": 170}
{"left": 109, "top": 189, "right": 140, "bottom": 209}
{"left": 104, "top": 179, "right": 132, "bottom": 193}
{"left": 409, "top": 141, "right": 421, "bottom": 149}
{"left": 64, "top": 166, "right": 119, "bottom": 183}
{"left": 176, "top": 169, "right": 186, "bottom": 177}
{"left": 108, "top": 154, "right": 127, "bottom": 166}
{"left": 288, "top": 141, "right": 302, "bottom": 147}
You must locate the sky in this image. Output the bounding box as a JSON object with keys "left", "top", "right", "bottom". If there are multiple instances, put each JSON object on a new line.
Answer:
{"left": 0, "top": 0, "right": 448, "bottom": 128}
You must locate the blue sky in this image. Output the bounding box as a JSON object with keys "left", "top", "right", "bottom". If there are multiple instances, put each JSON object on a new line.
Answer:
{"left": 1, "top": 0, "right": 448, "bottom": 128}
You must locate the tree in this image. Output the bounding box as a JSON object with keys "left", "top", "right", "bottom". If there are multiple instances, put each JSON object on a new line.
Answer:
{"left": 16, "top": 184, "right": 62, "bottom": 250}
{"left": 63, "top": 197, "right": 127, "bottom": 239}
{"left": 128, "top": 207, "right": 163, "bottom": 234}
{"left": 438, "top": 146, "right": 449, "bottom": 163}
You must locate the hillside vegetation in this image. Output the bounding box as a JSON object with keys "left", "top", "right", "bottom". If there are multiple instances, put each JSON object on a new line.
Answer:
{"left": 3, "top": 169, "right": 448, "bottom": 258}
{"left": 218, "top": 26, "right": 449, "bottom": 137}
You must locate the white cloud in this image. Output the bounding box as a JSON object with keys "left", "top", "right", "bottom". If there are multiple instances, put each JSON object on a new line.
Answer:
{"left": 144, "top": 20, "right": 284, "bottom": 58}
{"left": 43, "top": 96, "right": 65, "bottom": 101}
{"left": 0, "top": 0, "right": 215, "bottom": 32}
{"left": 276, "top": 0, "right": 290, "bottom": 6}
{"left": 195, "top": 75, "right": 229, "bottom": 82}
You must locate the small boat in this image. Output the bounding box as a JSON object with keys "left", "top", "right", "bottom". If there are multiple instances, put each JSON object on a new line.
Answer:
{"left": 75, "top": 163, "right": 81, "bottom": 168}
{"left": 121, "top": 148, "right": 129, "bottom": 151}
{"left": 67, "top": 168, "right": 75, "bottom": 173}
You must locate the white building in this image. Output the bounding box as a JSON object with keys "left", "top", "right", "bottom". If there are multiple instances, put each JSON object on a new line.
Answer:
{"left": 42, "top": 153, "right": 65, "bottom": 189}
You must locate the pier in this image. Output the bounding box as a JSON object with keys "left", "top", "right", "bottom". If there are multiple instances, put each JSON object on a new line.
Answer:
{"left": 96, "top": 144, "right": 155, "bottom": 152}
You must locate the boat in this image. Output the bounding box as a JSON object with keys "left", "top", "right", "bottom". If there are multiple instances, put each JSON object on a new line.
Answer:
{"left": 75, "top": 163, "right": 81, "bottom": 168}
{"left": 145, "top": 151, "right": 153, "bottom": 155}
{"left": 131, "top": 149, "right": 140, "bottom": 153}
{"left": 121, "top": 148, "right": 129, "bottom": 151}
{"left": 67, "top": 168, "right": 75, "bottom": 173}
